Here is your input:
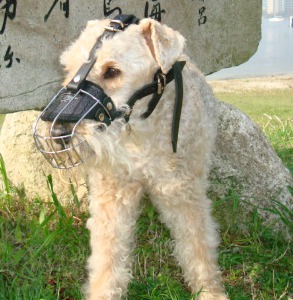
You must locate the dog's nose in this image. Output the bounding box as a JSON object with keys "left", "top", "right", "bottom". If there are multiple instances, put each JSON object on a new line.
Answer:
{"left": 51, "top": 123, "right": 72, "bottom": 146}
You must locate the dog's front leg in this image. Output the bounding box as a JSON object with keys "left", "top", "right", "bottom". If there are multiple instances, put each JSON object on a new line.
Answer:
{"left": 150, "top": 177, "right": 229, "bottom": 300}
{"left": 85, "top": 171, "right": 143, "bottom": 300}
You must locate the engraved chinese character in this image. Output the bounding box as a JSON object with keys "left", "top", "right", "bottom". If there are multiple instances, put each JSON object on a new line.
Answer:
{"left": 198, "top": 6, "right": 207, "bottom": 25}
{"left": 44, "top": 0, "right": 69, "bottom": 22}
{"left": 103, "top": 0, "right": 122, "bottom": 17}
{"left": 0, "top": 0, "right": 17, "bottom": 34}
{"left": 144, "top": 0, "right": 166, "bottom": 22}
{"left": 1, "top": 45, "right": 20, "bottom": 68}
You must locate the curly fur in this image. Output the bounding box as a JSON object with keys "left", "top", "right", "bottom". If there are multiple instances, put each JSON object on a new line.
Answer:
{"left": 51, "top": 17, "right": 229, "bottom": 300}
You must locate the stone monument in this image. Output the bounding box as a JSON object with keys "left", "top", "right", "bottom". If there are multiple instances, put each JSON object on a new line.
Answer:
{"left": 0, "top": 0, "right": 261, "bottom": 112}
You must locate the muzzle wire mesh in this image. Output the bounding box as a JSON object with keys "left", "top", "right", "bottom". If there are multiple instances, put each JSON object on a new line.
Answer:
{"left": 33, "top": 87, "right": 105, "bottom": 169}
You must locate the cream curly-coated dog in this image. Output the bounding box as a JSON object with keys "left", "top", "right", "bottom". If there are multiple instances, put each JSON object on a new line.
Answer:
{"left": 34, "top": 15, "right": 228, "bottom": 300}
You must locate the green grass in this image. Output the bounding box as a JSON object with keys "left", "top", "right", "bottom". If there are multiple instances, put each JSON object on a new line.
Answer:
{"left": 214, "top": 90, "right": 293, "bottom": 123}
{"left": 0, "top": 89, "right": 293, "bottom": 299}
{"left": 0, "top": 168, "right": 292, "bottom": 300}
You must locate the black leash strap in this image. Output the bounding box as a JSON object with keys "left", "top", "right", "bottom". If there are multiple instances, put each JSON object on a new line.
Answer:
{"left": 171, "top": 61, "right": 185, "bottom": 152}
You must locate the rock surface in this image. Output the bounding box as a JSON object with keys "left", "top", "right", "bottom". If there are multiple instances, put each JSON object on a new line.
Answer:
{"left": 210, "top": 100, "right": 293, "bottom": 215}
{"left": 0, "top": 0, "right": 261, "bottom": 113}
{"left": 0, "top": 111, "right": 87, "bottom": 203}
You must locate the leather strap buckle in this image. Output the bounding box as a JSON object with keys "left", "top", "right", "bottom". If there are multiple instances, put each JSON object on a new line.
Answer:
{"left": 104, "top": 14, "right": 138, "bottom": 32}
{"left": 156, "top": 73, "right": 166, "bottom": 95}
{"left": 104, "top": 18, "right": 125, "bottom": 32}
{"left": 104, "top": 23, "right": 123, "bottom": 32}
{"left": 110, "top": 19, "right": 125, "bottom": 28}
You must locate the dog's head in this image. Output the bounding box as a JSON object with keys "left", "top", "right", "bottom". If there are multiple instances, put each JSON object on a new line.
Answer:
{"left": 33, "top": 15, "right": 185, "bottom": 169}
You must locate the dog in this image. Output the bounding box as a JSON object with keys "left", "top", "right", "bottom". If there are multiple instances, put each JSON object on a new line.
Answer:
{"left": 34, "top": 14, "right": 229, "bottom": 300}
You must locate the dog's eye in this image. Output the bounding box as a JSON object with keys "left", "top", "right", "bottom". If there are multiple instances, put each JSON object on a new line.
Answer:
{"left": 103, "top": 67, "right": 121, "bottom": 80}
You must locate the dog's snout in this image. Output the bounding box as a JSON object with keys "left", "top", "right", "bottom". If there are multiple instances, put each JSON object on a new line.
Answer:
{"left": 51, "top": 123, "right": 72, "bottom": 145}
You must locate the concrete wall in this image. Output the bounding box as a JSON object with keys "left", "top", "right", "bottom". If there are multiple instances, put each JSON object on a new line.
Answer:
{"left": 0, "top": 0, "right": 262, "bottom": 113}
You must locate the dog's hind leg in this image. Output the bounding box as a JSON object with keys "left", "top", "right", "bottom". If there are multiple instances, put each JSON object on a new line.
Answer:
{"left": 85, "top": 171, "right": 143, "bottom": 300}
{"left": 150, "top": 178, "right": 229, "bottom": 300}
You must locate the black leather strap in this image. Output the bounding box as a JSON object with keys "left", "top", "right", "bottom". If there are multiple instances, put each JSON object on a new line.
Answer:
{"left": 127, "top": 61, "right": 185, "bottom": 116}
{"left": 105, "top": 14, "right": 140, "bottom": 32}
{"left": 171, "top": 61, "right": 185, "bottom": 152}
{"left": 125, "top": 61, "right": 186, "bottom": 153}
{"left": 41, "top": 81, "right": 115, "bottom": 123}
{"left": 127, "top": 61, "right": 186, "bottom": 114}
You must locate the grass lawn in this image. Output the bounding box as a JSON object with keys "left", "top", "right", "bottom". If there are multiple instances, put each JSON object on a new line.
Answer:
{"left": 214, "top": 90, "right": 293, "bottom": 122}
{"left": 0, "top": 86, "right": 292, "bottom": 299}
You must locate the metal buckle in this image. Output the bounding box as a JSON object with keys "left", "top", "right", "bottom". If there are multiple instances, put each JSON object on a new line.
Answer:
{"left": 110, "top": 19, "right": 125, "bottom": 28}
{"left": 104, "top": 19, "right": 125, "bottom": 32}
{"left": 104, "top": 25, "right": 122, "bottom": 32}
{"left": 156, "top": 73, "right": 167, "bottom": 95}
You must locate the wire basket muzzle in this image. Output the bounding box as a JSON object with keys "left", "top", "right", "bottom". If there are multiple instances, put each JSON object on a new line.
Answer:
{"left": 33, "top": 129, "right": 94, "bottom": 169}
{"left": 33, "top": 82, "right": 114, "bottom": 169}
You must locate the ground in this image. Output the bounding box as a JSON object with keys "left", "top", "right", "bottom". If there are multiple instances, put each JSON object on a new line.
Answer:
{"left": 208, "top": 75, "right": 293, "bottom": 93}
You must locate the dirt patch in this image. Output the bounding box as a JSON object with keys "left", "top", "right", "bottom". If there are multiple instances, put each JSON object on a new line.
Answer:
{"left": 208, "top": 75, "right": 293, "bottom": 93}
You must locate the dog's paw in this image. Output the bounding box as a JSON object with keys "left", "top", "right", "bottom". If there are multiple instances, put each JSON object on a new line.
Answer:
{"left": 196, "top": 292, "right": 229, "bottom": 300}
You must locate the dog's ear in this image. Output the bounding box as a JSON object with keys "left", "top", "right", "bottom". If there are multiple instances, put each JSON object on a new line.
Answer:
{"left": 140, "top": 19, "right": 185, "bottom": 74}
{"left": 60, "top": 19, "right": 109, "bottom": 83}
